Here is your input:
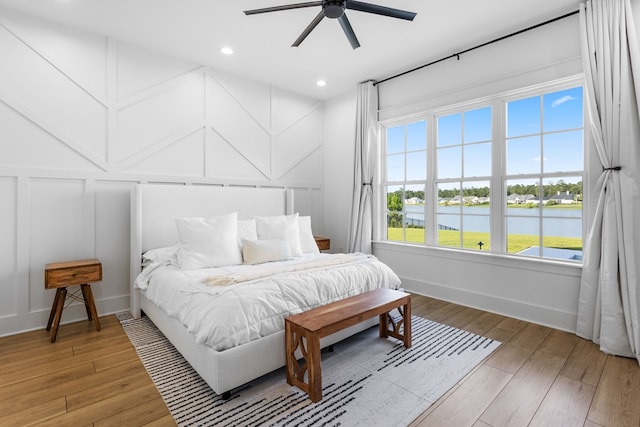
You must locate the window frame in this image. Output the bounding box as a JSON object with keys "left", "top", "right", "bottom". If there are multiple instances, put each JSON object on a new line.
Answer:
{"left": 378, "top": 76, "right": 586, "bottom": 263}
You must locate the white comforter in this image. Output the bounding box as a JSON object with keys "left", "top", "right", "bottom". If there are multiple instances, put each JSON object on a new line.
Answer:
{"left": 137, "top": 253, "right": 401, "bottom": 351}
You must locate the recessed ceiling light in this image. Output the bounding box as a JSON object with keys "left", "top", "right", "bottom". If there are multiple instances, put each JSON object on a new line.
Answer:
{"left": 220, "top": 47, "right": 234, "bottom": 55}
{"left": 316, "top": 80, "right": 327, "bottom": 87}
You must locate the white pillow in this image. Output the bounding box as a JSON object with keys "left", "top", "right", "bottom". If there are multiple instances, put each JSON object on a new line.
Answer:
{"left": 255, "top": 213, "right": 303, "bottom": 256}
{"left": 174, "top": 212, "right": 242, "bottom": 269}
{"left": 237, "top": 219, "right": 258, "bottom": 244}
{"left": 298, "top": 216, "right": 320, "bottom": 254}
{"left": 242, "top": 239, "right": 292, "bottom": 265}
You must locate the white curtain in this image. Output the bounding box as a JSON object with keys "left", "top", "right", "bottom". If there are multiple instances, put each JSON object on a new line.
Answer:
{"left": 577, "top": 0, "right": 640, "bottom": 363}
{"left": 348, "top": 81, "right": 379, "bottom": 254}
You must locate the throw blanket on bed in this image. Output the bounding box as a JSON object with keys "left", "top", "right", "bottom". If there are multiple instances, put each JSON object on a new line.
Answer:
{"left": 203, "top": 253, "right": 369, "bottom": 286}
{"left": 138, "top": 253, "right": 402, "bottom": 351}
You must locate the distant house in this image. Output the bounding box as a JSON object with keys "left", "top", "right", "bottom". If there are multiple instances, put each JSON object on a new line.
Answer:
{"left": 507, "top": 194, "right": 537, "bottom": 204}
{"left": 405, "top": 197, "right": 423, "bottom": 204}
{"left": 549, "top": 191, "right": 577, "bottom": 204}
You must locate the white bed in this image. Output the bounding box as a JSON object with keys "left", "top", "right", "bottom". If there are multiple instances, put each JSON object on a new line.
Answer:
{"left": 129, "top": 184, "right": 400, "bottom": 397}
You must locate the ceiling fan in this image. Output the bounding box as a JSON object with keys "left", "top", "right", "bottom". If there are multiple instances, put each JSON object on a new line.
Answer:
{"left": 244, "top": 0, "right": 417, "bottom": 49}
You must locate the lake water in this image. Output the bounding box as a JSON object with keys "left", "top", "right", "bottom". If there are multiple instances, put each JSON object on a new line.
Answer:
{"left": 404, "top": 205, "right": 582, "bottom": 238}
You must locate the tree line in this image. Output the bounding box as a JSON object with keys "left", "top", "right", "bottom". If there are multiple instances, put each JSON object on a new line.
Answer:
{"left": 395, "top": 180, "right": 582, "bottom": 201}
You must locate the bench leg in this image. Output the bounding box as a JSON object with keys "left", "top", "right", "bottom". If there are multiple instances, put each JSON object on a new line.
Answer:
{"left": 403, "top": 301, "right": 412, "bottom": 348}
{"left": 285, "top": 320, "right": 323, "bottom": 402}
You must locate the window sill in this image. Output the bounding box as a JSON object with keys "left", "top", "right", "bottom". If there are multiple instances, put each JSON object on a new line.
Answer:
{"left": 372, "top": 240, "right": 583, "bottom": 277}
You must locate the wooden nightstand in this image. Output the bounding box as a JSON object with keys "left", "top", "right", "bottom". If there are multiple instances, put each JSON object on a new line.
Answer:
{"left": 314, "top": 236, "right": 330, "bottom": 251}
{"left": 45, "top": 258, "right": 102, "bottom": 343}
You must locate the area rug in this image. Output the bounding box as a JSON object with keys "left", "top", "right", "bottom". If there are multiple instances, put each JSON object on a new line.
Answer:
{"left": 117, "top": 312, "right": 500, "bottom": 426}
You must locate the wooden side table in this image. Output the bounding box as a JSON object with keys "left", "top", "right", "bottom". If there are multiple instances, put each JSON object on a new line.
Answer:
{"left": 313, "top": 236, "right": 330, "bottom": 251}
{"left": 45, "top": 258, "right": 102, "bottom": 343}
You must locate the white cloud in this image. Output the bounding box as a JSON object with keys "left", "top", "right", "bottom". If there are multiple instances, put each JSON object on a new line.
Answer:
{"left": 552, "top": 95, "right": 575, "bottom": 108}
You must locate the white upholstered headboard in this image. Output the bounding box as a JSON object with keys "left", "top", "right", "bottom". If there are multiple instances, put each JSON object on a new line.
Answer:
{"left": 130, "top": 184, "right": 294, "bottom": 317}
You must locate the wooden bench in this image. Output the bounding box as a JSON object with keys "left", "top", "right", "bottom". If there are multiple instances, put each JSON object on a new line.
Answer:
{"left": 285, "top": 288, "right": 411, "bottom": 402}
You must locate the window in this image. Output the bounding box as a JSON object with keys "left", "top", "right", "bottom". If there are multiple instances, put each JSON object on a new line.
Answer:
{"left": 382, "top": 80, "right": 584, "bottom": 262}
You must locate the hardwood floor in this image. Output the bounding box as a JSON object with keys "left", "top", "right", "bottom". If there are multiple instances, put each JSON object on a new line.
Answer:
{"left": 1, "top": 294, "right": 638, "bottom": 426}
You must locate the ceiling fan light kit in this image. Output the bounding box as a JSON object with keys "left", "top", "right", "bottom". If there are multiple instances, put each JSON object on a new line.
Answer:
{"left": 244, "top": 0, "right": 416, "bottom": 49}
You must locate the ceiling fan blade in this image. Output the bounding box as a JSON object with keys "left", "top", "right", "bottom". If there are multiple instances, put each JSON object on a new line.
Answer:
{"left": 345, "top": 0, "right": 417, "bottom": 21}
{"left": 338, "top": 14, "right": 360, "bottom": 49}
{"left": 244, "top": 1, "right": 322, "bottom": 15}
{"left": 292, "top": 10, "right": 326, "bottom": 46}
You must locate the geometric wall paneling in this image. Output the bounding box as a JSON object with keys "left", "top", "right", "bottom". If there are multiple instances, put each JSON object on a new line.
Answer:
{"left": 208, "top": 76, "right": 271, "bottom": 177}
{"left": 116, "top": 40, "right": 201, "bottom": 100}
{"left": 210, "top": 70, "right": 272, "bottom": 131}
{"left": 206, "top": 128, "right": 269, "bottom": 182}
{"left": 124, "top": 127, "right": 206, "bottom": 176}
{"left": 28, "top": 178, "right": 88, "bottom": 312}
{"left": 116, "top": 72, "right": 206, "bottom": 163}
{"left": 0, "top": 177, "right": 17, "bottom": 318}
{"left": 271, "top": 87, "right": 323, "bottom": 135}
{"left": 0, "top": 101, "right": 104, "bottom": 171}
{"left": 272, "top": 106, "right": 323, "bottom": 179}
{"left": 0, "top": 21, "right": 108, "bottom": 162}
{"left": 0, "top": 10, "right": 109, "bottom": 102}
{"left": 275, "top": 148, "right": 323, "bottom": 184}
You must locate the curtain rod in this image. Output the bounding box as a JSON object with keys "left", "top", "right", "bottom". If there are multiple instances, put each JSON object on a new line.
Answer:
{"left": 374, "top": 9, "right": 579, "bottom": 86}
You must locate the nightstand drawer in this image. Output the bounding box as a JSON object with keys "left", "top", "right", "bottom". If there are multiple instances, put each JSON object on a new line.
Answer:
{"left": 314, "top": 236, "right": 330, "bottom": 251}
{"left": 45, "top": 259, "right": 102, "bottom": 289}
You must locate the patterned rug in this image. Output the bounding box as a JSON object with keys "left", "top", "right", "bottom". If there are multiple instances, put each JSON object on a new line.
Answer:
{"left": 117, "top": 312, "right": 500, "bottom": 426}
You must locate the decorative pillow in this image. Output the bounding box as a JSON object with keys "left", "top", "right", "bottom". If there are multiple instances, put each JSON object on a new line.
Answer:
{"left": 298, "top": 216, "right": 320, "bottom": 254}
{"left": 237, "top": 218, "right": 258, "bottom": 244}
{"left": 254, "top": 213, "right": 303, "bottom": 256}
{"left": 241, "top": 239, "right": 292, "bottom": 265}
{"left": 174, "top": 212, "right": 242, "bottom": 269}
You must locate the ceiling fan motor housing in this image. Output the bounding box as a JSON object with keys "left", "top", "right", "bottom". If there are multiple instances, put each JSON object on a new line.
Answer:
{"left": 323, "top": 0, "right": 346, "bottom": 19}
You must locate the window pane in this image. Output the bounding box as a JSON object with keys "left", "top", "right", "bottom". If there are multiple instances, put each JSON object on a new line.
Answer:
{"left": 463, "top": 215, "right": 490, "bottom": 251}
{"left": 405, "top": 184, "right": 426, "bottom": 244}
{"left": 387, "top": 212, "right": 404, "bottom": 242}
{"left": 506, "top": 135, "right": 541, "bottom": 175}
{"left": 437, "top": 214, "right": 460, "bottom": 247}
{"left": 507, "top": 95, "right": 540, "bottom": 137}
{"left": 462, "top": 181, "right": 490, "bottom": 213}
{"left": 387, "top": 126, "right": 404, "bottom": 153}
{"left": 437, "top": 182, "right": 460, "bottom": 213}
{"left": 437, "top": 113, "right": 462, "bottom": 147}
{"left": 542, "top": 177, "right": 582, "bottom": 215}
{"left": 464, "top": 143, "right": 491, "bottom": 177}
{"left": 437, "top": 146, "right": 462, "bottom": 179}
{"left": 386, "top": 153, "right": 404, "bottom": 182}
{"left": 406, "top": 151, "right": 426, "bottom": 181}
{"left": 542, "top": 217, "right": 582, "bottom": 260}
{"left": 543, "top": 87, "right": 583, "bottom": 132}
{"left": 386, "top": 185, "right": 403, "bottom": 211}
{"left": 507, "top": 216, "right": 540, "bottom": 255}
{"left": 543, "top": 130, "right": 583, "bottom": 173}
{"left": 464, "top": 107, "right": 492, "bottom": 143}
{"left": 407, "top": 120, "right": 427, "bottom": 151}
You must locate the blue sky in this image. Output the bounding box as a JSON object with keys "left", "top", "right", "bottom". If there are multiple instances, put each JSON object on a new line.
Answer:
{"left": 386, "top": 86, "right": 584, "bottom": 189}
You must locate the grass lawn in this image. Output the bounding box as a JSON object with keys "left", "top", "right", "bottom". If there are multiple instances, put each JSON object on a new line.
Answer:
{"left": 387, "top": 228, "right": 582, "bottom": 253}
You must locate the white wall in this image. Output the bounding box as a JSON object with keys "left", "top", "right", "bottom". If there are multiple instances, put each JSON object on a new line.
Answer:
{"left": 324, "top": 13, "right": 587, "bottom": 332}
{"left": 322, "top": 90, "right": 357, "bottom": 254}
{"left": 0, "top": 9, "right": 325, "bottom": 336}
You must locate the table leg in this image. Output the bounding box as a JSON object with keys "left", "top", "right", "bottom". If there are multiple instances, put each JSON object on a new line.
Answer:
{"left": 81, "top": 284, "right": 101, "bottom": 331}
{"left": 50, "top": 287, "right": 67, "bottom": 343}
{"left": 46, "top": 288, "right": 62, "bottom": 331}
{"left": 379, "top": 312, "right": 389, "bottom": 338}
